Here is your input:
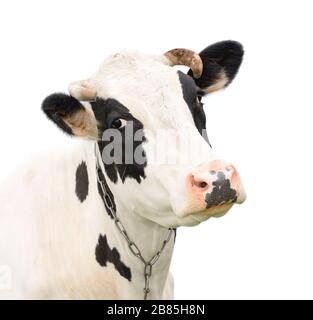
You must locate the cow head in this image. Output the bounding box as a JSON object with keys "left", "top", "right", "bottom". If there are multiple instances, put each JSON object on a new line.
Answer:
{"left": 42, "top": 40, "right": 246, "bottom": 228}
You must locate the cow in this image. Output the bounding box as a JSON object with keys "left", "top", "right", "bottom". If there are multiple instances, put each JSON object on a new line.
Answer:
{"left": 0, "top": 40, "right": 246, "bottom": 300}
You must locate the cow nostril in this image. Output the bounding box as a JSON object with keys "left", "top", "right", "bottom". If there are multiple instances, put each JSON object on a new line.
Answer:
{"left": 194, "top": 181, "right": 208, "bottom": 189}
{"left": 200, "top": 182, "right": 208, "bottom": 188}
{"left": 190, "top": 174, "right": 209, "bottom": 190}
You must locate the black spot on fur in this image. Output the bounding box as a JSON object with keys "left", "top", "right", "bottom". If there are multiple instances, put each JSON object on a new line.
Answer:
{"left": 205, "top": 171, "right": 237, "bottom": 208}
{"left": 75, "top": 161, "right": 89, "bottom": 202}
{"left": 178, "top": 71, "right": 211, "bottom": 146}
{"left": 95, "top": 234, "right": 132, "bottom": 282}
{"left": 41, "top": 93, "right": 85, "bottom": 136}
{"left": 188, "top": 40, "right": 244, "bottom": 90}
{"left": 91, "top": 98, "right": 147, "bottom": 184}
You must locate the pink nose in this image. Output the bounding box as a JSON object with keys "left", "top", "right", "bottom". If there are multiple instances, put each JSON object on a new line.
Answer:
{"left": 187, "top": 160, "right": 244, "bottom": 209}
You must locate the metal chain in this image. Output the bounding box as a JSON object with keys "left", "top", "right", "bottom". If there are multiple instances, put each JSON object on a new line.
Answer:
{"left": 95, "top": 145, "right": 174, "bottom": 300}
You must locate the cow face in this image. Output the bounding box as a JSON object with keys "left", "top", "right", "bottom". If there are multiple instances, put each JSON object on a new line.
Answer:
{"left": 42, "top": 41, "right": 246, "bottom": 228}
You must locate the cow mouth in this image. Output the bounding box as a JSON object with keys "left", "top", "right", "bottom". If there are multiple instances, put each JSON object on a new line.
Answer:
{"left": 192, "top": 203, "right": 234, "bottom": 222}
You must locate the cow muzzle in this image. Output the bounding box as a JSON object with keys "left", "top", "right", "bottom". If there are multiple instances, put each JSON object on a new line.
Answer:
{"left": 184, "top": 160, "right": 246, "bottom": 219}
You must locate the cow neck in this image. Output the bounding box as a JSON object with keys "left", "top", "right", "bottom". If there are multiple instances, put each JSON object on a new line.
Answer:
{"left": 94, "top": 143, "right": 175, "bottom": 300}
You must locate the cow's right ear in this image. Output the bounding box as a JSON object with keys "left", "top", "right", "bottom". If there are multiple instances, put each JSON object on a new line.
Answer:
{"left": 42, "top": 93, "right": 98, "bottom": 139}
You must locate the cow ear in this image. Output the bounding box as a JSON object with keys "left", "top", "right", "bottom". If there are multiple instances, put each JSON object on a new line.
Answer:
{"left": 42, "top": 93, "right": 98, "bottom": 139}
{"left": 187, "top": 40, "right": 244, "bottom": 94}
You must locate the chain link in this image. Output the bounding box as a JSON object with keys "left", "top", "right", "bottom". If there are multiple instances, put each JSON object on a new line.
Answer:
{"left": 95, "top": 145, "right": 174, "bottom": 300}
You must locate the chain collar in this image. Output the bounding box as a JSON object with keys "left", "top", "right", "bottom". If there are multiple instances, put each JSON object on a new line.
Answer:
{"left": 95, "top": 144, "right": 174, "bottom": 300}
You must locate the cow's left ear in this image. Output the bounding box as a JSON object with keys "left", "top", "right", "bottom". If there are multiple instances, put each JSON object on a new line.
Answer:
{"left": 187, "top": 40, "right": 244, "bottom": 94}
{"left": 42, "top": 93, "right": 98, "bottom": 139}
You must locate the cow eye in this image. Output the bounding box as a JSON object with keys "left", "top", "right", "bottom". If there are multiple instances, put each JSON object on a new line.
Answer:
{"left": 111, "top": 118, "right": 127, "bottom": 129}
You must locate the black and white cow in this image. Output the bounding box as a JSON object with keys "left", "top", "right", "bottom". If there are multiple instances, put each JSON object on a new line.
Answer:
{"left": 0, "top": 41, "right": 246, "bottom": 299}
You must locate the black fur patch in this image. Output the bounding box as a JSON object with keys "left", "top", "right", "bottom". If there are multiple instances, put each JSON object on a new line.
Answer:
{"left": 75, "top": 161, "right": 89, "bottom": 202}
{"left": 41, "top": 93, "right": 85, "bottom": 135}
{"left": 95, "top": 234, "right": 132, "bottom": 282}
{"left": 178, "top": 71, "right": 211, "bottom": 146}
{"left": 91, "top": 98, "right": 147, "bottom": 184}
{"left": 205, "top": 172, "right": 237, "bottom": 208}
{"left": 188, "top": 40, "right": 244, "bottom": 90}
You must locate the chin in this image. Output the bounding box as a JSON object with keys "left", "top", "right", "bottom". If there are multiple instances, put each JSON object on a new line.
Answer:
{"left": 142, "top": 203, "right": 235, "bottom": 228}
{"left": 184, "top": 203, "right": 234, "bottom": 226}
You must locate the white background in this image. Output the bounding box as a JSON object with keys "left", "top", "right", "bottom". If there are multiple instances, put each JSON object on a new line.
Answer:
{"left": 0, "top": 0, "right": 312, "bottom": 299}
